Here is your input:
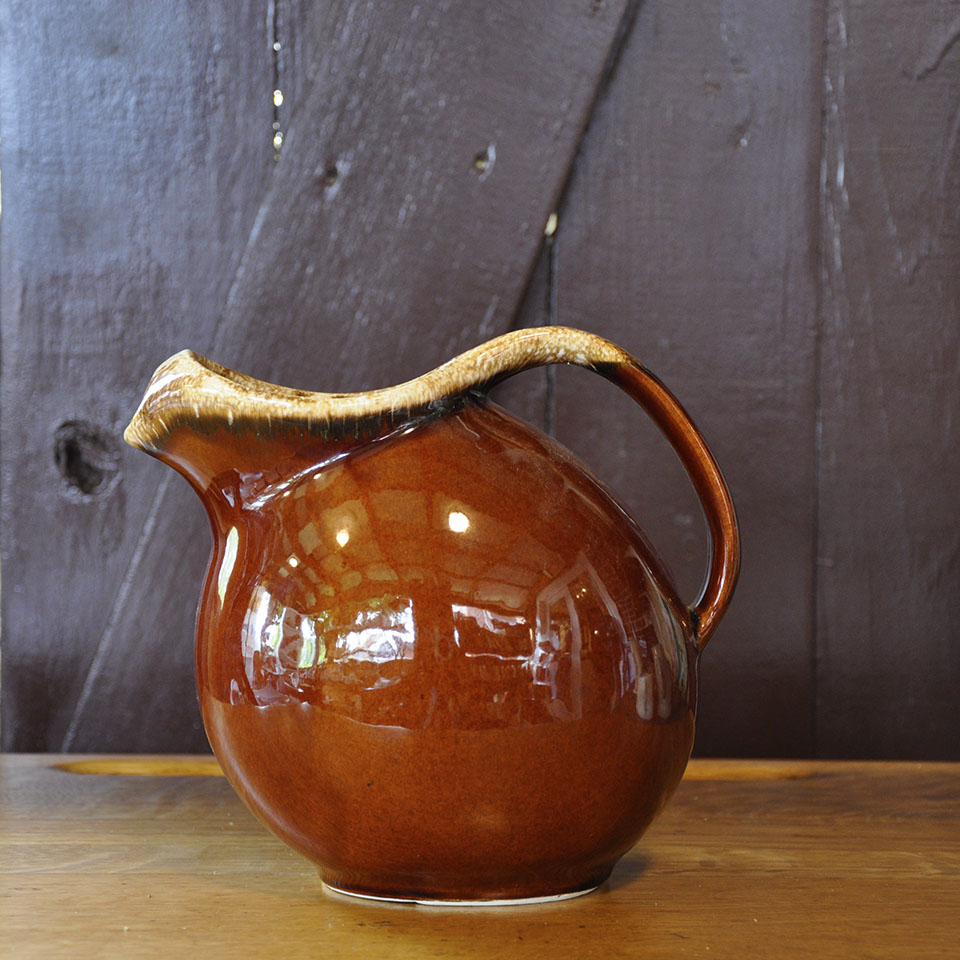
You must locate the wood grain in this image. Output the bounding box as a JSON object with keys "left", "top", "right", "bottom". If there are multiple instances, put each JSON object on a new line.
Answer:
{"left": 0, "top": 2, "right": 632, "bottom": 752}
{"left": 49, "top": 755, "right": 826, "bottom": 782}
{"left": 2, "top": 756, "right": 957, "bottom": 959}
{"left": 64, "top": 0, "right": 631, "bottom": 754}
{"left": 816, "top": 1, "right": 960, "bottom": 759}
{"left": 0, "top": 1, "right": 276, "bottom": 751}
{"left": 545, "top": 0, "right": 824, "bottom": 756}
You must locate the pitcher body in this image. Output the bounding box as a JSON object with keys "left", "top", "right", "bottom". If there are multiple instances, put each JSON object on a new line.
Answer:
{"left": 125, "top": 327, "right": 738, "bottom": 903}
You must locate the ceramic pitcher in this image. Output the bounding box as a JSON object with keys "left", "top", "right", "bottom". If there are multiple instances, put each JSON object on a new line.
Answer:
{"left": 125, "top": 326, "right": 739, "bottom": 904}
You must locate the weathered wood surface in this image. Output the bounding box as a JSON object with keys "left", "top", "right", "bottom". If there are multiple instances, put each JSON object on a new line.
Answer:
{"left": 2, "top": 756, "right": 958, "bottom": 959}
{"left": 0, "top": 0, "right": 276, "bottom": 751}
{"left": 515, "top": 0, "right": 960, "bottom": 759}
{"left": 817, "top": 2, "right": 960, "bottom": 757}
{"left": 1, "top": 0, "right": 959, "bottom": 758}
{"left": 0, "top": 1, "right": 633, "bottom": 751}
{"left": 540, "top": 0, "right": 824, "bottom": 756}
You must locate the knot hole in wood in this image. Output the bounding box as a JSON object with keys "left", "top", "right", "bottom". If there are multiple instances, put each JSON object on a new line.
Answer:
{"left": 54, "top": 420, "right": 121, "bottom": 499}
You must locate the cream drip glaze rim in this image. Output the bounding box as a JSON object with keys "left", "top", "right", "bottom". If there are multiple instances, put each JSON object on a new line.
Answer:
{"left": 123, "top": 326, "right": 633, "bottom": 452}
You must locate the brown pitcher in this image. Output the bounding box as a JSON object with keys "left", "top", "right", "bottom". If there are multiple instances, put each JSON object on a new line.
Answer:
{"left": 125, "top": 326, "right": 739, "bottom": 905}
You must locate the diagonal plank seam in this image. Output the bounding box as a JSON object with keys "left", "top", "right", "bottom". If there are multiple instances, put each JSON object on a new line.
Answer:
{"left": 60, "top": 1, "right": 638, "bottom": 750}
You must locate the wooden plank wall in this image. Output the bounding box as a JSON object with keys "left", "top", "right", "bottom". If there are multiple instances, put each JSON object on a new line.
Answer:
{"left": 817, "top": 1, "right": 960, "bottom": 758}
{"left": 0, "top": 0, "right": 634, "bottom": 752}
{"left": 1, "top": 1, "right": 958, "bottom": 758}
{"left": 544, "top": 0, "right": 824, "bottom": 758}
{"left": 0, "top": 1, "right": 276, "bottom": 751}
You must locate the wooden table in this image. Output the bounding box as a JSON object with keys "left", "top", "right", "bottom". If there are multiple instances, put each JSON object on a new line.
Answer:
{"left": 1, "top": 756, "right": 957, "bottom": 959}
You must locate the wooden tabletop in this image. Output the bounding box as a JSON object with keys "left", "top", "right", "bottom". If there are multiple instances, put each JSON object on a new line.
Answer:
{"left": 1, "top": 756, "right": 957, "bottom": 959}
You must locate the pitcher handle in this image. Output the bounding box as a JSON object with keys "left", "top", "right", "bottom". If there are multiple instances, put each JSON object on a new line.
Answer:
{"left": 478, "top": 326, "right": 740, "bottom": 650}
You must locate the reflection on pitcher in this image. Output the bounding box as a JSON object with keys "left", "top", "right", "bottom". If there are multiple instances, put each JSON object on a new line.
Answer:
{"left": 231, "top": 522, "right": 689, "bottom": 728}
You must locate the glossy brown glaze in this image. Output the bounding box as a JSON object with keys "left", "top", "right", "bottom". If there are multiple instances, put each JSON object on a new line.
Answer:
{"left": 125, "top": 327, "right": 739, "bottom": 902}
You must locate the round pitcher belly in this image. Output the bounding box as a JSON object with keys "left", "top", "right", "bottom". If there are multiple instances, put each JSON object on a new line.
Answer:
{"left": 202, "top": 697, "right": 693, "bottom": 901}
{"left": 195, "top": 400, "right": 696, "bottom": 902}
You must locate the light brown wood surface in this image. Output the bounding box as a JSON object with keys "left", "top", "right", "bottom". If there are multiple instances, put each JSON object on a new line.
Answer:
{"left": 1, "top": 756, "right": 957, "bottom": 959}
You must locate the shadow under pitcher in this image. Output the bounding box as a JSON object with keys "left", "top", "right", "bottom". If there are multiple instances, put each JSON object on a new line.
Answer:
{"left": 124, "top": 325, "right": 740, "bottom": 905}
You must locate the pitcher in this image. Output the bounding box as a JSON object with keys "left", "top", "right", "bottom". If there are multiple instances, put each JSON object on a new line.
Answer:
{"left": 125, "top": 325, "right": 739, "bottom": 904}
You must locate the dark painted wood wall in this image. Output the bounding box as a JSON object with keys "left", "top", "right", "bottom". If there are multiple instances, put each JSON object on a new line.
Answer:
{"left": 2, "top": 1, "right": 958, "bottom": 759}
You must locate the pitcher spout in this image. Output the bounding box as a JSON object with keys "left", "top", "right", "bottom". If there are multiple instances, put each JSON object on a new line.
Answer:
{"left": 125, "top": 350, "right": 227, "bottom": 454}
{"left": 124, "top": 350, "right": 339, "bottom": 500}
{"left": 124, "top": 351, "right": 245, "bottom": 496}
